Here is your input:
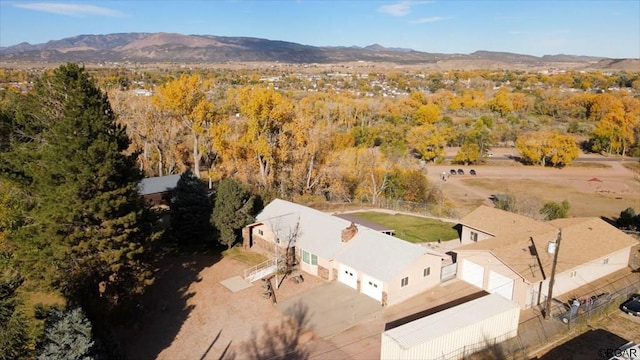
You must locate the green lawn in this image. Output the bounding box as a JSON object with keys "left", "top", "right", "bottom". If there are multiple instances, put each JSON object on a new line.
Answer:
{"left": 348, "top": 211, "right": 459, "bottom": 243}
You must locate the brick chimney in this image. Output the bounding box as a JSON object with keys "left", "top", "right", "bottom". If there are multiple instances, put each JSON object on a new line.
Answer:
{"left": 341, "top": 222, "right": 358, "bottom": 242}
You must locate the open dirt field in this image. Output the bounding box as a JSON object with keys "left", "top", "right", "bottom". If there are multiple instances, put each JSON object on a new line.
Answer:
{"left": 427, "top": 148, "right": 640, "bottom": 219}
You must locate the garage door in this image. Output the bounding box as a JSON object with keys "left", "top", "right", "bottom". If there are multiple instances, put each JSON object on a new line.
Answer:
{"left": 461, "top": 259, "right": 484, "bottom": 289}
{"left": 338, "top": 264, "right": 358, "bottom": 289}
{"left": 488, "top": 270, "right": 514, "bottom": 300}
{"left": 361, "top": 274, "right": 383, "bottom": 301}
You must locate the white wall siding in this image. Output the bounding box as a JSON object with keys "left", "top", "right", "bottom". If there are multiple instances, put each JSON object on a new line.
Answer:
{"left": 381, "top": 294, "right": 520, "bottom": 360}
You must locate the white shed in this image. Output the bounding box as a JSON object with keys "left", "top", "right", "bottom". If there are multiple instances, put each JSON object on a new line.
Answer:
{"left": 381, "top": 293, "right": 520, "bottom": 360}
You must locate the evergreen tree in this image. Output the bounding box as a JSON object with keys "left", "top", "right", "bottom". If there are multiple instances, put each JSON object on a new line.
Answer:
{"left": 212, "top": 178, "right": 256, "bottom": 248}
{"left": 0, "top": 63, "right": 156, "bottom": 317}
{"left": 0, "top": 270, "right": 28, "bottom": 360}
{"left": 38, "top": 308, "right": 95, "bottom": 360}
{"left": 170, "top": 169, "right": 213, "bottom": 246}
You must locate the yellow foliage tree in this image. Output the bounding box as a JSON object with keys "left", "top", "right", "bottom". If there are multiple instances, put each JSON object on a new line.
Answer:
{"left": 235, "top": 86, "right": 294, "bottom": 189}
{"left": 407, "top": 124, "right": 454, "bottom": 163}
{"left": 516, "top": 131, "right": 579, "bottom": 167}
{"left": 413, "top": 103, "right": 441, "bottom": 125}
{"left": 153, "top": 74, "right": 218, "bottom": 178}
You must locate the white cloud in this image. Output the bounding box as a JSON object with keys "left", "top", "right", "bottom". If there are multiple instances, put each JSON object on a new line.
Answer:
{"left": 378, "top": 1, "right": 433, "bottom": 17}
{"left": 410, "top": 16, "right": 446, "bottom": 24}
{"left": 14, "top": 3, "right": 128, "bottom": 17}
{"left": 379, "top": 2, "right": 412, "bottom": 16}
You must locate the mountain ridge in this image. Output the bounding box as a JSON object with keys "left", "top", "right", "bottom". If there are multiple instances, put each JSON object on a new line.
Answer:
{"left": 1, "top": 32, "right": 637, "bottom": 70}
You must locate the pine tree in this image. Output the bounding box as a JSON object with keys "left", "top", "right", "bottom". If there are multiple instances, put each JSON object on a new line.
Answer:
{"left": 212, "top": 178, "right": 256, "bottom": 248}
{"left": 0, "top": 63, "right": 156, "bottom": 316}
{"left": 38, "top": 308, "right": 95, "bottom": 360}
{"left": 0, "top": 270, "right": 28, "bottom": 360}
{"left": 170, "top": 169, "right": 213, "bottom": 246}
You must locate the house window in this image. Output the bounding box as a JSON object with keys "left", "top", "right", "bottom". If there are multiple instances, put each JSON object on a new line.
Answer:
{"left": 570, "top": 271, "right": 577, "bottom": 278}
{"left": 401, "top": 277, "right": 409, "bottom": 287}
{"left": 368, "top": 281, "right": 378, "bottom": 288}
{"left": 470, "top": 231, "right": 478, "bottom": 242}
{"left": 302, "top": 250, "right": 318, "bottom": 266}
{"left": 424, "top": 267, "right": 431, "bottom": 277}
{"left": 603, "top": 258, "right": 609, "bottom": 265}
{"left": 257, "top": 229, "right": 264, "bottom": 236}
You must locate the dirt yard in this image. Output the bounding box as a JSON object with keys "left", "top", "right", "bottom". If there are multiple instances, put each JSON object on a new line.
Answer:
{"left": 116, "top": 254, "right": 325, "bottom": 360}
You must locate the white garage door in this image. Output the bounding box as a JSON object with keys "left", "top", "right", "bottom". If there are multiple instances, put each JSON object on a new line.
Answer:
{"left": 461, "top": 259, "right": 484, "bottom": 289}
{"left": 361, "top": 274, "right": 383, "bottom": 302}
{"left": 338, "top": 264, "right": 358, "bottom": 289}
{"left": 488, "top": 270, "right": 514, "bottom": 300}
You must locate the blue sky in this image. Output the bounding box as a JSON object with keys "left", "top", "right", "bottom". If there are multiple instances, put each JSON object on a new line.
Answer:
{"left": 1, "top": 0, "right": 638, "bottom": 58}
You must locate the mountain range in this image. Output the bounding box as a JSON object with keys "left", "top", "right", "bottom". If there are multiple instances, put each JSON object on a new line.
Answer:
{"left": 1, "top": 32, "right": 638, "bottom": 70}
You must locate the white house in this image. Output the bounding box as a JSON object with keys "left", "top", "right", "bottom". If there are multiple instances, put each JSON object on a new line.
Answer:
{"left": 243, "top": 199, "right": 446, "bottom": 306}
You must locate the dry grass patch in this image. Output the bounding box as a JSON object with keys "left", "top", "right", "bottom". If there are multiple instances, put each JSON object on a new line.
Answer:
{"left": 622, "top": 161, "right": 640, "bottom": 174}
{"left": 572, "top": 162, "right": 612, "bottom": 169}
{"left": 460, "top": 178, "right": 638, "bottom": 218}
{"left": 223, "top": 245, "right": 268, "bottom": 266}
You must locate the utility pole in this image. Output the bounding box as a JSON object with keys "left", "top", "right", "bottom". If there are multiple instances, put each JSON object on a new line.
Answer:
{"left": 545, "top": 229, "right": 562, "bottom": 319}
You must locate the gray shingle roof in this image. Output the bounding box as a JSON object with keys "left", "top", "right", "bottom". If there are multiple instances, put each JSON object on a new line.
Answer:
{"left": 138, "top": 174, "right": 181, "bottom": 196}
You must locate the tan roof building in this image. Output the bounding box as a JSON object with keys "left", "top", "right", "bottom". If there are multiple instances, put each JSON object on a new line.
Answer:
{"left": 453, "top": 206, "right": 638, "bottom": 309}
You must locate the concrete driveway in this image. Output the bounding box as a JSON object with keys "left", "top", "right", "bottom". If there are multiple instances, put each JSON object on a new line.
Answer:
{"left": 278, "top": 282, "right": 382, "bottom": 338}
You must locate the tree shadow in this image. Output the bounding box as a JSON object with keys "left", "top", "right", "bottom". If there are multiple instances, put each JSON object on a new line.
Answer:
{"left": 114, "top": 251, "right": 222, "bottom": 360}
{"left": 227, "top": 301, "right": 313, "bottom": 360}
{"left": 533, "top": 328, "right": 629, "bottom": 360}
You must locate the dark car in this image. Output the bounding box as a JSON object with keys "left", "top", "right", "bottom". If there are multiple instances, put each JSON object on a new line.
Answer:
{"left": 457, "top": 169, "right": 464, "bottom": 175}
{"left": 450, "top": 169, "right": 457, "bottom": 175}
{"left": 621, "top": 294, "right": 640, "bottom": 316}
{"left": 470, "top": 169, "right": 476, "bottom": 175}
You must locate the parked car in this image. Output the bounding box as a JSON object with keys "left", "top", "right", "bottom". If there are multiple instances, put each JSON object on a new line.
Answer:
{"left": 457, "top": 169, "right": 464, "bottom": 175}
{"left": 470, "top": 169, "right": 476, "bottom": 175}
{"left": 450, "top": 169, "right": 457, "bottom": 175}
{"left": 621, "top": 294, "right": 640, "bottom": 316}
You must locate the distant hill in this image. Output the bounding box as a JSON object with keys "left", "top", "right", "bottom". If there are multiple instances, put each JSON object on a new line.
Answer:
{"left": 1, "top": 32, "right": 637, "bottom": 70}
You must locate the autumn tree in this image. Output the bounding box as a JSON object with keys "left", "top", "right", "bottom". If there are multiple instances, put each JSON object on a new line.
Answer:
{"left": 212, "top": 178, "right": 256, "bottom": 249}
{"left": 384, "top": 168, "right": 430, "bottom": 203}
{"left": 153, "top": 74, "right": 219, "bottom": 178}
{"left": 407, "top": 123, "right": 453, "bottom": 163}
{"left": 233, "top": 86, "right": 295, "bottom": 192}
{"left": 590, "top": 109, "right": 637, "bottom": 156}
{"left": 516, "top": 131, "right": 579, "bottom": 167}
{"left": 452, "top": 143, "right": 482, "bottom": 165}
{"left": 487, "top": 88, "right": 514, "bottom": 116}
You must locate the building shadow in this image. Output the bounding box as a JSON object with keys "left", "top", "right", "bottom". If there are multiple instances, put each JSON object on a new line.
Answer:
{"left": 114, "top": 252, "right": 222, "bottom": 359}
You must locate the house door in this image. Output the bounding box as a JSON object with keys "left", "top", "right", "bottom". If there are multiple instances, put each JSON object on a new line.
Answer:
{"left": 338, "top": 264, "right": 358, "bottom": 289}
{"left": 361, "top": 274, "right": 383, "bottom": 302}
{"left": 461, "top": 259, "right": 484, "bottom": 289}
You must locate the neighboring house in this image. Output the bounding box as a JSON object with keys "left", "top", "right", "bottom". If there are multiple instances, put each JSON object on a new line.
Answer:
{"left": 138, "top": 174, "right": 181, "bottom": 206}
{"left": 243, "top": 199, "right": 446, "bottom": 306}
{"left": 452, "top": 205, "right": 638, "bottom": 309}
{"left": 381, "top": 292, "right": 520, "bottom": 360}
